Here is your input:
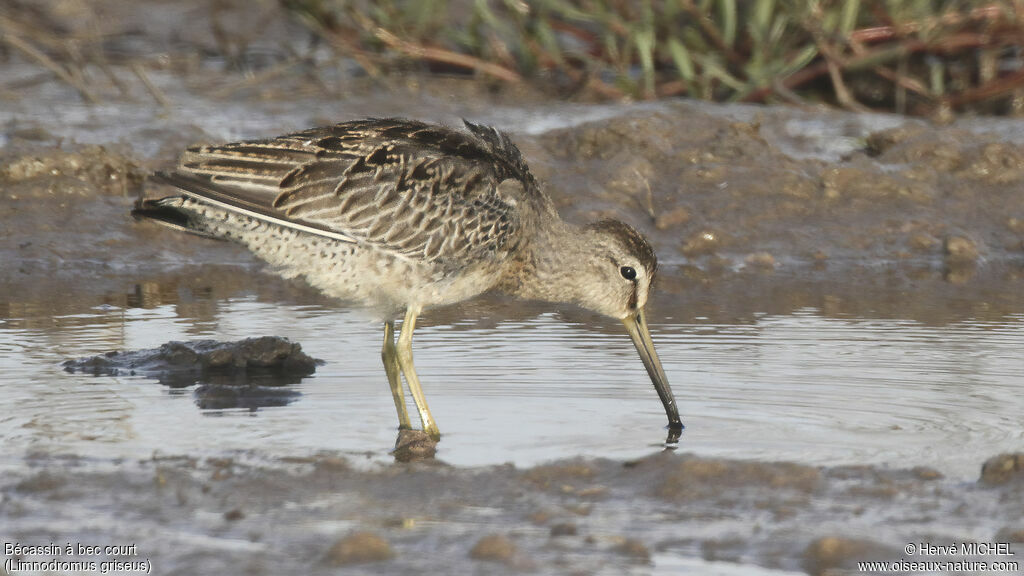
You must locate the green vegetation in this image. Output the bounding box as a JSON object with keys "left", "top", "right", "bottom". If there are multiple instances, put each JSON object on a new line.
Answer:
{"left": 283, "top": 0, "right": 1024, "bottom": 116}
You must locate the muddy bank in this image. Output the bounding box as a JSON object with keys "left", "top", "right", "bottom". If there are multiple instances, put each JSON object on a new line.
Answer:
{"left": 61, "top": 336, "right": 318, "bottom": 409}
{"left": 529, "top": 105, "right": 1024, "bottom": 270}
{"left": 3, "top": 103, "right": 1024, "bottom": 329}
{"left": 3, "top": 1, "right": 1024, "bottom": 315}
{"left": 3, "top": 450, "right": 1022, "bottom": 575}
{"left": 6, "top": 102, "right": 1024, "bottom": 271}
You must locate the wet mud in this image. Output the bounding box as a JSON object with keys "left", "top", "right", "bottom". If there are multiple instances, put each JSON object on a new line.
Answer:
{"left": 62, "top": 336, "right": 317, "bottom": 409}
{"left": 3, "top": 450, "right": 1022, "bottom": 575}
{"left": 62, "top": 336, "right": 319, "bottom": 385}
{"left": 2, "top": 1, "right": 1024, "bottom": 574}
{"left": 532, "top": 107, "right": 1024, "bottom": 271}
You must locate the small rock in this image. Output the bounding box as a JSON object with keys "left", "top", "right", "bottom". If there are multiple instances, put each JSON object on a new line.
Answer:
{"left": 654, "top": 206, "right": 690, "bottom": 230}
{"left": 576, "top": 485, "right": 607, "bottom": 498}
{"left": 980, "top": 453, "right": 1024, "bottom": 485}
{"left": 614, "top": 538, "right": 651, "bottom": 563}
{"left": 223, "top": 508, "right": 244, "bottom": 521}
{"left": 912, "top": 467, "right": 943, "bottom": 481}
{"left": 702, "top": 538, "right": 744, "bottom": 563}
{"left": 944, "top": 235, "right": 979, "bottom": 263}
{"left": 996, "top": 527, "right": 1024, "bottom": 543}
{"left": 803, "top": 537, "right": 896, "bottom": 576}
{"left": 323, "top": 532, "right": 393, "bottom": 565}
{"left": 744, "top": 252, "right": 776, "bottom": 269}
{"left": 62, "top": 336, "right": 319, "bottom": 389}
{"left": 527, "top": 510, "right": 551, "bottom": 525}
{"left": 8, "top": 126, "right": 54, "bottom": 142}
{"left": 565, "top": 503, "right": 592, "bottom": 516}
{"left": 15, "top": 471, "right": 66, "bottom": 493}
{"left": 909, "top": 233, "right": 939, "bottom": 252}
{"left": 550, "top": 523, "right": 577, "bottom": 537}
{"left": 681, "top": 230, "right": 720, "bottom": 257}
{"left": 865, "top": 126, "right": 920, "bottom": 156}
{"left": 469, "top": 534, "right": 516, "bottom": 564}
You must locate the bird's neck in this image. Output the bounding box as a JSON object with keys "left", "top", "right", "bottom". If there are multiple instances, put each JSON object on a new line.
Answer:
{"left": 497, "top": 219, "right": 591, "bottom": 305}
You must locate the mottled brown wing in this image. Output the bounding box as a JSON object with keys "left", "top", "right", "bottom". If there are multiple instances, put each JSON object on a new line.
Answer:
{"left": 165, "top": 119, "right": 536, "bottom": 267}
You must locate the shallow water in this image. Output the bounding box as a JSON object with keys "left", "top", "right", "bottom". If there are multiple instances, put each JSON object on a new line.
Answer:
{"left": 3, "top": 276, "right": 1021, "bottom": 479}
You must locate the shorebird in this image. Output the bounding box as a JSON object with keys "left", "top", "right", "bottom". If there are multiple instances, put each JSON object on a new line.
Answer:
{"left": 134, "top": 118, "right": 682, "bottom": 440}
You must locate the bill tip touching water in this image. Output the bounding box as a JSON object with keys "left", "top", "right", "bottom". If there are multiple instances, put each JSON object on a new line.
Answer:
{"left": 133, "top": 118, "right": 682, "bottom": 441}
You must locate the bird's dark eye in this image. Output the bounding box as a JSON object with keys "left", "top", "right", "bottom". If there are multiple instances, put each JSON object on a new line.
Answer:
{"left": 620, "top": 266, "right": 637, "bottom": 280}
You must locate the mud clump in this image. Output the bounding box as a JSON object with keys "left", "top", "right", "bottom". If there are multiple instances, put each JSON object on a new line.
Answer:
{"left": 614, "top": 538, "right": 651, "bottom": 563}
{"left": 996, "top": 527, "right": 1024, "bottom": 543}
{"left": 821, "top": 163, "right": 929, "bottom": 203}
{"left": 223, "top": 508, "right": 244, "bottom": 521}
{"left": 15, "top": 471, "right": 68, "bottom": 494}
{"left": 63, "top": 337, "right": 318, "bottom": 408}
{"left": 944, "top": 235, "right": 980, "bottom": 264}
{"left": 1, "top": 145, "right": 145, "bottom": 197}
{"left": 865, "top": 124, "right": 966, "bottom": 172}
{"left": 962, "top": 142, "right": 1024, "bottom": 184}
{"left": 980, "top": 453, "right": 1024, "bottom": 485}
{"left": 549, "top": 522, "right": 577, "bottom": 537}
{"left": 681, "top": 230, "right": 722, "bottom": 257}
{"left": 909, "top": 233, "right": 941, "bottom": 253}
{"left": 323, "top": 532, "right": 393, "bottom": 565}
{"left": 521, "top": 461, "right": 595, "bottom": 490}
{"left": 657, "top": 457, "right": 821, "bottom": 502}
{"left": 744, "top": 251, "right": 776, "bottom": 269}
{"left": 653, "top": 205, "right": 690, "bottom": 230}
{"left": 64, "top": 336, "right": 318, "bottom": 382}
{"left": 803, "top": 537, "right": 899, "bottom": 576}
{"left": 469, "top": 534, "right": 517, "bottom": 564}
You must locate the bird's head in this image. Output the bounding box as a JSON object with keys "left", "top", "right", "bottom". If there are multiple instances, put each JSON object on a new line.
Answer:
{"left": 576, "top": 219, "right": 659, "bottom": 320}
{"left": 576, "top": 220, "right": 682, "bottom": 435}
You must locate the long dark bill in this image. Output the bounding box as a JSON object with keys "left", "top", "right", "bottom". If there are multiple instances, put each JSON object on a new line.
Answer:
{"left": 622, "top": 308, "right": 683, "bottom": 434}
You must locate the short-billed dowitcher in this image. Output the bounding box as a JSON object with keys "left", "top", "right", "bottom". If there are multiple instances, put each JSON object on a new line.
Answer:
{"left": 134, "top": 118, "right": 682, "bottom": 440}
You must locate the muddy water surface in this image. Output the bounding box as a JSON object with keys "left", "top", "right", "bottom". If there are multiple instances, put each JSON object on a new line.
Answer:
{"left": 3, "top": 276, "right": 1023, "bottom": 478}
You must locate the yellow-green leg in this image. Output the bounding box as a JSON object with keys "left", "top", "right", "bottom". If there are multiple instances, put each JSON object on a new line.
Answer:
{"left": 394, "top": 305, "right": 440, "bottom": 439}
{"left": 382, "top": 320, "right": 412, "bottom": 430}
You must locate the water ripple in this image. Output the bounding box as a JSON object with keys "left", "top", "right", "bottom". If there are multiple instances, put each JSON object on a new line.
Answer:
{"left": 1, "top": 298, "right": 1022, "bottom": 477}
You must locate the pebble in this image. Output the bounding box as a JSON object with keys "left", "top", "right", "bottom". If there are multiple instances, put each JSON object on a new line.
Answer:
{"left": 996, "top": 527, "right": 1024, "bottom": 543}
{"left": 550, "top": 522, "right": 577, "bottom": 537}
{"left": 469, "top": 534, "right": 517, "bottom": 564}
{"left": 323, "top": 532, "right": 393, "bottom": 565}
{"left": 654, "top": 206, "right": 690, "bottom": 230}
{"left": 744, "top": 251, "right": 776, "bottom": 269}
{"left": 944, "top": 235, "right": 979, "bottom": 263}
{"left": 681, "top": 230, "right": 720, "bottom": 256}
{"left": 614, "top": 538, "right": 651, "bottom": 563}
{"left": 980, "top": 453, "right": 1024, "bottom": 485}
{"left": 802, "top": 537, "right": 896, "bottom": 576}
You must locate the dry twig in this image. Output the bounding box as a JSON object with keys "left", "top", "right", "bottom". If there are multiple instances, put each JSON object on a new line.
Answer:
{"left": 2, "top": 32, "right": 99, "bottom": 103}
